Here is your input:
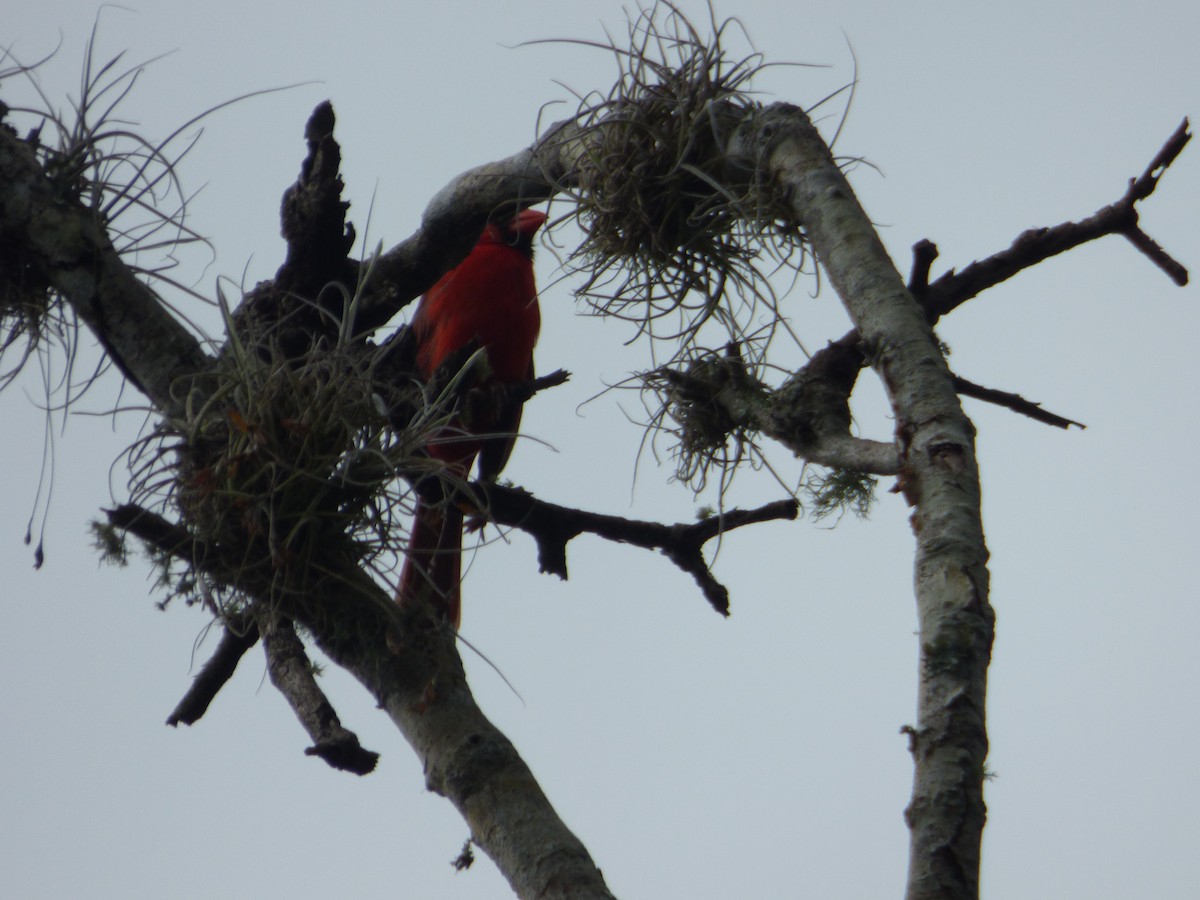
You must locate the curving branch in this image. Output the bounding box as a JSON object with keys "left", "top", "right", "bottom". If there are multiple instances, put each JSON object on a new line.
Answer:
{"left": 651, "top": 339, "right": 901, "bottom": 476}
{"left": 350, "top": 117, "right": 591, "bottom": 334}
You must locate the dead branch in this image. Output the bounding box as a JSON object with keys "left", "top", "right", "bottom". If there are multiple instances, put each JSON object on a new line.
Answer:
{"left": 348, "top": 116, "right": 588, "bottom": 334}
{"left": 103, "top": 504, "right": 359, "bottom": 763}
{"left": 791, "top": 119, "right": 1189, "bottom": 446}
{"left": 232, "top": 102, "right": 360, "bottom": 351}
{"left": 260, "top": 612, "right": 379, "bottom": 775}
{"left": 907, "top": 238, "right": 940, "bottom": 300}
{"left": 926, "top": 119, "right": 1190, "bottom": 319}
{"left": 481, "top": 486, "right": 800, "bottom": 615}
{"left": 105, "top": 503, "right": 198, "bottom": 557}
{"left": 105, "top": 505, "right": 253, "bottom": 729}
{"left": 165, "top": 610, "right": 258, "bottom": 727}
{"left": 277, "top": 101, "right": 357, "bottom": 293}
{"left": 952, "top": 373, "right": 1085, "bottom": 431}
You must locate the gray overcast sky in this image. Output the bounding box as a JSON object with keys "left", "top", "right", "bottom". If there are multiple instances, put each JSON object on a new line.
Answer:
{"left": 3, "top": 2, "right": 1198, "bottom": 897}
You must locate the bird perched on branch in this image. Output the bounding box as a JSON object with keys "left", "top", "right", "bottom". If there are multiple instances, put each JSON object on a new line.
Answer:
{"left": 396, "top": 208, "right": 547, "bottom": 628}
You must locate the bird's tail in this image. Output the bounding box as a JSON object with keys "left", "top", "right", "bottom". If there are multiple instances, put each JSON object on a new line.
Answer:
{"left": 396, "top": 493, "right": 465, "bottom": 629}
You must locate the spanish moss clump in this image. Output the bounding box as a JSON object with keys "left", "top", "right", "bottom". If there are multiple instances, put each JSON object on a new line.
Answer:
{"left": 121, "top": 314, "right": 437, "bottom": 618}
{"left": 556, "top": 2, "right": 808, "bottom": 369}
{"left": 1, "top": 25, "right": 225, "bottom": 560}
{"left": 0, "top": 27, "right": 214, "bottom": 365}
{"left": 805, "top": 467, "right": 877, "bottom": 522}
{"left": 642, "top": 343, "right": 779, "bottom": 494}
{"left": 1, "top": 20, "right": 295, "bottom": 397}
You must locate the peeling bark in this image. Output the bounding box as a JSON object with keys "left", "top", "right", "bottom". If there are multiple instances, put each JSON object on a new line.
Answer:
{"left": 736, "top": 103, "right": 994, "bottom": 900}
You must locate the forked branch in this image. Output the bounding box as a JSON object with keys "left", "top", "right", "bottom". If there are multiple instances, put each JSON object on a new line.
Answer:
{"left": 480, "top": 487, "right": 800, "bottom": 615}
{"left": 926, "top": 119, "right": 1190, "bottom": 319}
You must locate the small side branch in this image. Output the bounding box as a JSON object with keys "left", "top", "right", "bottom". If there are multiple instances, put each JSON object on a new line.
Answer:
{"left": 1121, "top": 118, "right": 1192, "bottom": 285}
{"left": 166, "top": 611, "right": 259, "bottom": 726}
{"left": 105, "top": 504, "right": 197, "bottom": 556}
{"left": 907, "top": 238, "right": 940, "bottom": 303}
{"left": 260, "top": 614, "right": 380, "bottom": 776}
{"left": 661, "top": 503, "right": 802, "bottom": 614}
{"left": 105, "top": 506, "right": 378, "bottom": 773}
{"left": 952, "top": 374, "right": 1085, "bottom": 430}
{"left": 482, "top": 484, "right": 798, "bottom": 616}
{"left": 106, "top": 506, "right": 251, "bottom": 727}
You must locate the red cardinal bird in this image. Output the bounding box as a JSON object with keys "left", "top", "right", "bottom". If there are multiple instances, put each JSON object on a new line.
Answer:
{"left": 396, "top": 208, "right": 547, "bottom": 628}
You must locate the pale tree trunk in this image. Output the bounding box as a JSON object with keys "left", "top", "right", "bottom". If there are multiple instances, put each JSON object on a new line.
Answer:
{"left": 738, "top": 104, "right": 994, "bottom": 900}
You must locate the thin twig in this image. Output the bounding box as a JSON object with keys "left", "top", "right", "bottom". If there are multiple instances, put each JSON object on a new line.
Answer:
{"left": 952, "top": 374, "right": 1085, "bottom": 430}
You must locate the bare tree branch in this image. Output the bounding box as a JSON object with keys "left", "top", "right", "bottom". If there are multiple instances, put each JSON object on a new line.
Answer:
{"left": 926, "top": 119, "right": 1190, "bottom": 319}
{"left": 231, "top": 102, "right": 361, "bottom": 351}
{"left": 165, "top": 610, "right": 258, "bottom": 727}
{"left": 350, "top": 117, "right": 590, "bottom": 333}
{"left": 105, "top": 503, "right": 371, "bottom": 768}
{"left": 105, "top": 503, "right": 198, "bottom": 557}
{"left": 907, "top": 238, "right": 940, "bottom": 300}
{"left": 952, "top": 374, "right": 1085, "bottom": 431}
{"left": 770, "top": 121, "right": 1192, "bottom": 455}
{"left": 260, "top": 612, "right": 379, "bottom": 776}
{"left": 480, "top": 486, "right": 799, "bottom": 615}
{"left": 104, "top": 506, "right": 616, "bottom": 896}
